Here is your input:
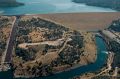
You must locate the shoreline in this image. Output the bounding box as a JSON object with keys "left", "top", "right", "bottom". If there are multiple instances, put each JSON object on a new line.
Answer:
{"left": 14, "top": 64, "right": 82, "bottom": 78}
{"left": 14, "top": 63, "right": 95, "bottom": 78}
{"left": 0, "top": 12, "right": 118, "bottom": 16}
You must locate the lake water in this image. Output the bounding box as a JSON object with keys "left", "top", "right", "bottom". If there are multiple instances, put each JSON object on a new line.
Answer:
{"left": 0, "top": 0, "right": 117, "bottom": 15}
{"left": 0, "top": 36, "right": 108, "bottom": 79}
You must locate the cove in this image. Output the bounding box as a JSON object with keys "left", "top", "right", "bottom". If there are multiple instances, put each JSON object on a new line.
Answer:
{"left": 0, "top": 0, "right": 117, "bottom": 15}
{"left": 0, "top": 36, "right": 108, "bottom": 79}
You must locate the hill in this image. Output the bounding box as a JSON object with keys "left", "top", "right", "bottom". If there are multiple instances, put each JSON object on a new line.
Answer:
{"left": 72, "top": 0, "right": 120, "bottom": 11}
{"left": 0, "top": 0, "right": 23, "bottom": 7}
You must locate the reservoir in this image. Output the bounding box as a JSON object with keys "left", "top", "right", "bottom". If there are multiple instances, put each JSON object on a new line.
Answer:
{"left": 0, "top": 36, "right": 108, "bottom": 79}
{"left": 0, "top": 0, "right": 117, "bottom": 15}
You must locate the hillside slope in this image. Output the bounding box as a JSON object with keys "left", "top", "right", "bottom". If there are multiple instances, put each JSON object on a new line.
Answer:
{"left": 72, "top": 0, "right": 120, "bottom": 11}
{"left": 0, "top": 0, "right": 23, "bottom": 7}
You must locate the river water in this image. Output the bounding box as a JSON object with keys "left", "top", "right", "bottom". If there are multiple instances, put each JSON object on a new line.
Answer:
{"left": 0, "top": 36, "right": 108, "bottom": 79}
{"left": 0, "top": 0, "right": 117, "bottom": 15}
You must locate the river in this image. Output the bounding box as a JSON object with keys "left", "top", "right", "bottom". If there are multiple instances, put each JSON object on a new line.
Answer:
{"left": 0, "top": 0, "right": 117, "bottom": 15}
{"left": 0, "top": 36, "right": 108, "bottom": 79}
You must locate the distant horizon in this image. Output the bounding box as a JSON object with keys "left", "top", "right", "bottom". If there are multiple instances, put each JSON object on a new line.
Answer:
{"left": 0, "top": 0, "right": 116, "bottom": 15}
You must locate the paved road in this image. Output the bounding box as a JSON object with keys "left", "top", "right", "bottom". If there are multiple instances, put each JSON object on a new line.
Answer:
{"left": 1, "top": 16, "right": 17, "bottom": 64}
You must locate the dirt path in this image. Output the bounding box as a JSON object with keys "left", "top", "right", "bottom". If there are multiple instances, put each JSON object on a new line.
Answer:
{"left": 1, "top": 16, "right": 17, "bottom": 64}
{"left": 57, "top": 37, "right": 72, "bottom": 54}
{"left": 18, "top": 38, "right": 65, "bottom": 49}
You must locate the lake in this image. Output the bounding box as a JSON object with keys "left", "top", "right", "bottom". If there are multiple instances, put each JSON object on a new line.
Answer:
{"left": 0, "top": 0, "right": 117, "bottom": 15}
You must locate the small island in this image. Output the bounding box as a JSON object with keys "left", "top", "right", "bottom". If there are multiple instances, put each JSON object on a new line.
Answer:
{"left": 0, "top": 0, "right": 24, "bottom": 7}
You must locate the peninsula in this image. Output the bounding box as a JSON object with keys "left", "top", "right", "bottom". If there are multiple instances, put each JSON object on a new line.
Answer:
{"left": 0, "top": 13, "right": 120, "bottom": 79}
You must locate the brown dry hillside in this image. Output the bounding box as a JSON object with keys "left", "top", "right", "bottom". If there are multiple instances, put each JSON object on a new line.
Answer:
{"left": 29, "top": 12, "right": 120, "bottom": 31}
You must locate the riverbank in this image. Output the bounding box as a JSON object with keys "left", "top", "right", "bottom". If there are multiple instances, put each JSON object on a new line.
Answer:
{"left": 73, "top": 35, "right": 108, "bottom": 79}
{"left": 14, "top": 36, "right": 107, "bottom": 79}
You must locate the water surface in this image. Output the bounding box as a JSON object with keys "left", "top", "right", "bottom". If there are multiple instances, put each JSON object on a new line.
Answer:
{"left": 0, "top": 0, "right": 117, "bottom": 15}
